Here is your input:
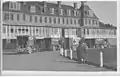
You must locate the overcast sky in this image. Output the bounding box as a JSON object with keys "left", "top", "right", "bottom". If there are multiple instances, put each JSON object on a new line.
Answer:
{"left": 3, "top": 0, "right": 117, "bottom": 26}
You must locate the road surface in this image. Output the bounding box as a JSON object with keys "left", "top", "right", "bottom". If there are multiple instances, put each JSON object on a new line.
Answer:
{"left": 3, "top": 50, "right": 113, "bottom": 71}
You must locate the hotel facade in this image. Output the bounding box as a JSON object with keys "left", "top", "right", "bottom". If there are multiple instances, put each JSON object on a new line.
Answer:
{"left": 2, "top": 1, "right": 116, "bottom": 50}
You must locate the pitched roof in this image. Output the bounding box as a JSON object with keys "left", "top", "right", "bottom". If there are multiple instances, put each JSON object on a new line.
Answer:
{"left": 79, "top": 4, "right": 98, "bottom": 19}
{"left": 3, "top": 1, "right": 98, "bottom": 19}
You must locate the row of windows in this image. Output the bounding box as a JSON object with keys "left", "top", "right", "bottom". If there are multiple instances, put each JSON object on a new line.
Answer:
{"left": 4, "top": 12, "right": 81, "bottom": 25}
{"left": 85, "top": 19, "right": 98, "bottom": 25}
{"left": 30, "top": 6, "right": 78, "bottom": 16}
{"left": 83, "top": 28, "right": 116, "bottom": 35}
{"left": 9, "top": 2, "right": 20, "bottom": 10}
{"left": 47, "top": 7, "right": 78, "bottom": 16}
{"left": 3, "top": 26, "right": 77, "bottom": 36}
{"left": 9, "top": 2, "right": 79, "bottom": 17}
{"left": 3, "top": 25, "right": 116, "bottom": 38}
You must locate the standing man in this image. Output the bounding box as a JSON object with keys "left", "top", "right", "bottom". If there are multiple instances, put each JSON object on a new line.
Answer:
{"left": 76, "top": 39, "right": 87, "bottom": 63}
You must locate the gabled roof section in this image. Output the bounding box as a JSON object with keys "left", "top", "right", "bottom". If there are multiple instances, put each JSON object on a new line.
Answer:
{"left": 79, "top": 4, "right": 99, "bottom": 19}
{"left": 79, "top": 4, "right": 91, "bottom": 11}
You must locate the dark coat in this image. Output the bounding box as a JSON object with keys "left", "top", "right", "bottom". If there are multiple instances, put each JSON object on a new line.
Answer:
{"left": 76, "top": 43, "right": 86, "bottom": 59}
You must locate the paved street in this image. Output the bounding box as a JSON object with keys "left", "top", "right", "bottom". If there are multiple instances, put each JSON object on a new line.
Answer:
{"left": 3, "top": 50, "right": 113, "bottom": 71}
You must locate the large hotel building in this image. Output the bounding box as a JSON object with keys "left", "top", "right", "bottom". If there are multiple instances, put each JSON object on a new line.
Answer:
{"left": 2, "top": 1, "right": 116, "bottom": 50}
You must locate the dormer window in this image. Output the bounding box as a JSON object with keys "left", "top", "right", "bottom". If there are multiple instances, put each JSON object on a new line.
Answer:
{"left": 41, "top": 7, "right": 45, "bottom": 13}
{"left": 76, "top": 11, "right": 79, "bottom": 16}
{"left": 71, "top": 10, "right": 74, "bottom": 16}
{"left": 30, "top": 5, "right": 36, "bottom": 13}
{"left": 74, "top": 11, "right": 77, "bottom": 16}
{"left": 9, "top": 2, "right": 20, "bottom": 10}
{"left": 60, "top": 9, "right": 63, "bottom": 15}
{"left": 50, "top": 8, "right": 54, "bottom": 14}
{"left": 67, "top": 9, "right": 71, "bottom": 16}
{"left": 85, "top": 11, "right": 88, "bottom": 16}
{"left": 88, "top": 10, "right": 93, "bottom": 17}
{"left": 64, "top": 10, "right": 67, "bottom": 15}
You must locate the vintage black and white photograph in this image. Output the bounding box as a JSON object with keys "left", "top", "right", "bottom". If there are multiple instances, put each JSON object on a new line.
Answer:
{"left": 2, "top": 0, "right": 117, "bottom": 72}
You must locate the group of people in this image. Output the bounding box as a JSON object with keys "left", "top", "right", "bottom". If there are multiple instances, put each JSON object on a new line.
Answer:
{"left": 60, "top": 37, "right": 88, "bottom": 64}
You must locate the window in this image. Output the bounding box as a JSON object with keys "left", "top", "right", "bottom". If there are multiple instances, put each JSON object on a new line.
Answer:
{"left": 95, "top": 21, "right": 98, "bottom": 25}
{"left": 40, "top": 17, "right": 42, "bottom": 23}
{"left": 69, "top": 10, "right": 71, "bottom": 16}
{"left": 62, "top": 18, "right": 65, "bottom": 24}
{"left": 78, "top": 19, "right": 80, "bottom": 24}
{"left": 49, "top": 17, "right": 52, "bottom": 23}
{"left": 76, "top": 11, "right": 78, "bottom": 16}
{"left": 45, "top": 17, "right": 47, "bottom": 23}
{"left": 92, "top": 20, "right": 94, "bottom": 25}
{"left": 18, "top": 28, "right": 21, "bottom": 33}
{"left": 66, "top": 18, "right": 69, "bottom": 24}
{"left": 4, "top": 13, "right": 9, "bottom": 20}
{"left": 84, "top": 29, "right": 86, "bottom": 35}
{"left": 35, "top": 16, "right": 37, "bottom": 22}
{"left": 74, "top": 11, "right": 77, "bottom": 16}
{"left": 70, "top": 19, "right": 72, "bottom": 24}
{"left": 11, "top": 28, "right": 14, "bottom": 33}
{"left": 60, "top": 9, "right": 63, "bottom": 15}
{"left": 67, "top": 9, "right": 71, "bottom": 16}
{"left": 23, "top": 14, "right": 26, "bottom": 21}
{"left": 85, "top": 19, "right": 87, "bottom": 24}
{"left": 64, "top": 10, "right": 67, "bottom": 16}
{"left": 26, "top": 29, "right": 28, "bottom": 32}
{"left": 54, "top": 28, "right": 58, "bottom": 35}
{"left": 114, "top": 30, "right": 116, "bottom": 35}
{"left": 50, "top": 8, "right": 54, "bottom": 14}
{"left": 17, "top": 14, "right": 19, "bottom": 21}
{"left": 3, "top": 26, "right": 6, "bottom": 33}
{"left": 30, "top": 16, "right": 32, "bottom": 22}
{"left": 54, "top": 18, "right": 56, "bottom": 24}
{"left": 71, "top": 10, "right": 74, "bottom": 16}
{"left": 30, "top": 5, "right": 36, "bottom": 13}
{"left": 58, "top": 18, "right": 60, "bottom": 24}
{"left": 36, "top": 28, "right": 38, "bottom": 33}
{"left": 89, "top": 20, "right": 91, "bottom": 25}
{"left": 33, "top": 27, "right": 35, "bottom": 35}
{"left": 74, "top": 19, "right": 76, "bottom": 25}
{"left": 85, "top": 11, "right": 87, "bottom": 16}
{"left": 41, "top": 7, "right": 45, "bottom": 13}
{"left": 22, "top": 28, "right": 25, "bottom": 33}
{"left": 9, "top": 2, "right": 20, "bottom": 10}
{"left": 10, "top": 13, "right": 14, "bottom": 20}
{"left": 88, "top": 10, "right": 93, "bottom": 17}
{"left": 87, "top": 29, "right": 89, "bottom": 35}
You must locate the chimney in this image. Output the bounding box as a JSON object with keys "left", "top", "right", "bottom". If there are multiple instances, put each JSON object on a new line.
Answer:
{"left": 57, "top": 1, "right": 61, "bottom": 8}
{"left": 74, "top": 3, "right": 77, "bottom": 10}
{"left": 43, "top": 1, "right": 47, "bottom": 7}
